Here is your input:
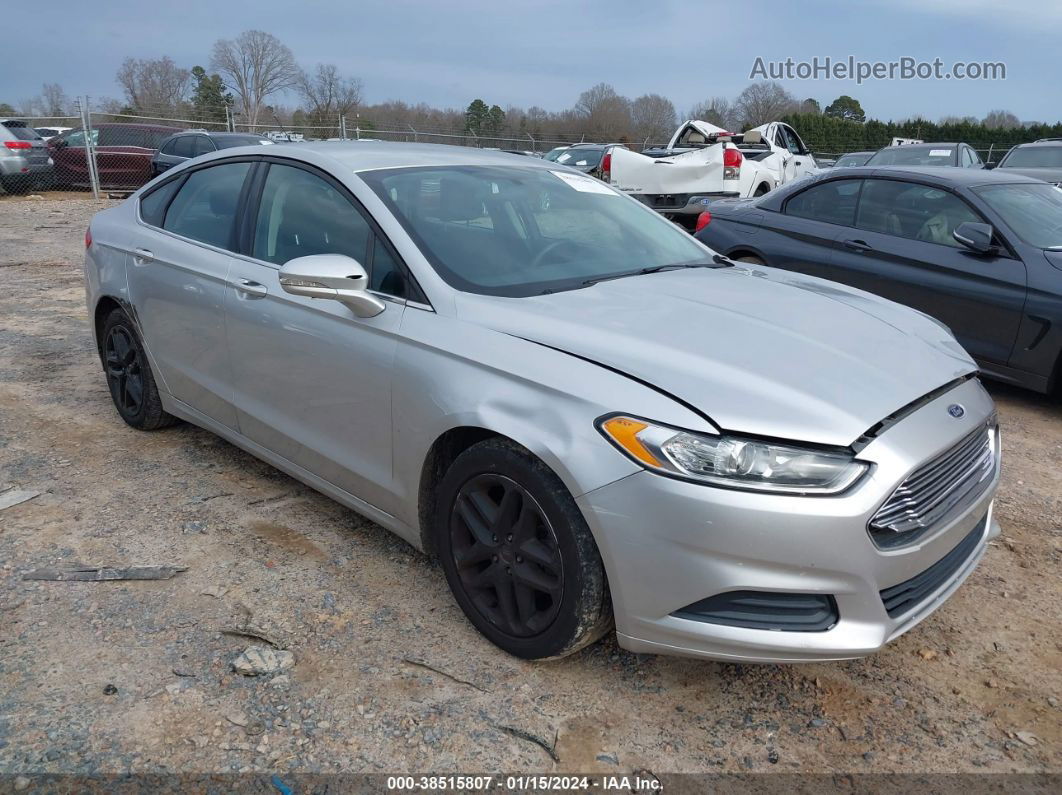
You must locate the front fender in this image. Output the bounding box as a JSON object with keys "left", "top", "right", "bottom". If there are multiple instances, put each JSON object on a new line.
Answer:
{"left": 390, "top": 308, "right": 714, "bottom": 536}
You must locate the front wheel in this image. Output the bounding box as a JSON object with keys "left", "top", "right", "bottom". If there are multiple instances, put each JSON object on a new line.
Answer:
{"left": 434, "top": 438, "right": 613, "bottom": 659}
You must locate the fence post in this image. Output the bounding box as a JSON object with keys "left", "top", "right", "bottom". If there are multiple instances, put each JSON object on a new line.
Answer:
{"left": 408, "top": 125, "right": 417, "bottom": 142}
{"left": 80, "top": 96, "right": 101, "bottom": 199}
{"left": 526, "top": 132, "right": 535, "bottom": 152}
{"left": 340, "top": 115, "right": 347, "bottom": 140}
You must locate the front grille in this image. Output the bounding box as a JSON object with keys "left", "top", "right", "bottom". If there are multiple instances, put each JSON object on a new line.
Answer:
{"left": 879, "top": 516, "right": 986, "bottom": 618}
{"left": 869, "top": 422, "right": 996, "bottom": 548}
{"left": 673, "top": 591, "right": 838, "bottom": 632}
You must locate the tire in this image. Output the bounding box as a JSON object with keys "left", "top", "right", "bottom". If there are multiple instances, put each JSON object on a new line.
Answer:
{"left": 1, "top": 176, "right": 30, "bottom": 195}
{"left": 99, "top": 309, "right": 178, "bottom": 431}
{"left": 434, "top": 438, "right": 613, "bottom": 659}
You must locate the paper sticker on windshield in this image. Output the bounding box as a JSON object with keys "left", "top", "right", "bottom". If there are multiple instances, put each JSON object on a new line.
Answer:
{"left": 550, "top": 170, "right": 618, "bottom": 195}
{"left": 929, "top": 149, "right": 953, "bottom": 157}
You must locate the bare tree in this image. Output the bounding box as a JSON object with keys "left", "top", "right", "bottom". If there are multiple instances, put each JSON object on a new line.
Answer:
{"left": 982, "top": 109, "right": 1021, "bottom": 129}
{"left": 211, "top": 30, "right": 298, "bottom": 128}
{"left": 734, "top": 81, "right": 799, "bottom": 128}
{"left": 296, "top": 64, "right": 363, "bottom": 131}
{"left": 688, "top": 96, "right": 737, "bottom": 129}
{"left": 630, "top": 94, "right": 676, "bottom": 145}
{"left": 116, "top": 57, "right": 191, "bottom": 114}
{"left": 40, "top": 83, "right": 69, "bottom": 116}
{"left": 574, "top": 83, "right": 631, "bottom": 139}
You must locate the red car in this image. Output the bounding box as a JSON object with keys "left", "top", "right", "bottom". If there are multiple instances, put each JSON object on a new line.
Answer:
{"left": 49, "top": 123, "right": 182, "bottom": 189}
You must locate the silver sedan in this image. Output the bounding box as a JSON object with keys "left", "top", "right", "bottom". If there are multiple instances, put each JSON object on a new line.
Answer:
{"left": 83, "top": 142, "right": 1001, "bottom": 661}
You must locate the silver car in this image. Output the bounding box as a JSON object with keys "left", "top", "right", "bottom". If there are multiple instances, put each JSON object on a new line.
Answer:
{"left": 0, "top": 119, "right": 53, "bottom": 193}
{"left": 83, "top": 143, "right": 1001, "bottom": 662}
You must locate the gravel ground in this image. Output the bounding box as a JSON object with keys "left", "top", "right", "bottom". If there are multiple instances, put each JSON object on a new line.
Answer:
{"left": 0, "top": 198, "right": 1059, "bottom": 779}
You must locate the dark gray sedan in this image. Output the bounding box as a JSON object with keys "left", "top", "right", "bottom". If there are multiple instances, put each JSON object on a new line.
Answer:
{"left": 695, "top": 165, "right": 1062, "bottom": 394}
{"left": 151, "top": 131, "right": 273, "bottom": 176}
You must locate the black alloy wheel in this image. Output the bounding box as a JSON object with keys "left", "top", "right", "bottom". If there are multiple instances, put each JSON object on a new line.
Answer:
{"left": 449, "top": 473, "right": 564, "bottom": 637}
{"left": 104, "top": 325, "right": 145, "bottom": 417}
{"left": 435, "top": 438, "right": 613, "bottom": 659}
{"left": 99, "top": 308, "right": 177, "bottom": 430}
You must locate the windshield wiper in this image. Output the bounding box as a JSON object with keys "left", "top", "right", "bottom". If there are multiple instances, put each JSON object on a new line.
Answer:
{"left": 581, "top": 257, "right": 730, "bottom": 288}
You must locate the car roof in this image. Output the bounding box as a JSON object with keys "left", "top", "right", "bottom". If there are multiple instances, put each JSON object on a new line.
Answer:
{"left": 229, "top": 140, "right": 567, "bottom": 173}
{"left": 1011, "top": 140, "right": 1062, "bottom": 147}
{"left": 874, "top": 142, "right": 965, "bottom": 151}
{"left": 170, "top": 130, "right": 267, "bottom": 138}
{"left": 818, "top": 165, "right": 1039, "bottom": 185}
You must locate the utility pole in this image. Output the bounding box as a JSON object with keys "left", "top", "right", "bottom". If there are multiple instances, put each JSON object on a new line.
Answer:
{"left": 79, "top": 96, "right": 100, "bottom": 199}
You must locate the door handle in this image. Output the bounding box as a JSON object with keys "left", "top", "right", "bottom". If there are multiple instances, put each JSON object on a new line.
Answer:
{"left": 132, "top": 248, "right": 154, "bottom": 265}
{"left": 233, "top": 278, "right": 268, "bottom": 298}
{"left": 842, "top": 239, "right": 872, "bottom": 253}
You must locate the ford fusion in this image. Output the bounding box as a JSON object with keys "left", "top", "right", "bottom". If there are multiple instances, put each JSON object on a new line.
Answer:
{"left": 83, "top": 143, "right": 1001, "bottom": 662}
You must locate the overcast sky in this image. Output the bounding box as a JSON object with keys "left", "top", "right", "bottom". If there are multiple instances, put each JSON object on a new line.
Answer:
{"left": 7, "top": 0, "right": 1061, "bottom": 122}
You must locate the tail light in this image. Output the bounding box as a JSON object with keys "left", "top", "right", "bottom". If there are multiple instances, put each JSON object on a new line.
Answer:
{"left": 601, "top": 150, "right": 612, "bottom": 181}
{"left": 695, "top": 211, "right": 712, "bottom": 233}
{"left": 84, "top": 226, "right": 92, "bottom": 249}
{"left": 4, "top": 141, "right": 32, "bottom": 150}
{"left": 723, "top": 146, "right": 742, "bottom": 180}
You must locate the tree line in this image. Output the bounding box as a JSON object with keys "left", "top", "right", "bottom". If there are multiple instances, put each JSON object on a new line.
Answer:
{"left": 5, "top": 29, "right": 1057, "bottom": 153}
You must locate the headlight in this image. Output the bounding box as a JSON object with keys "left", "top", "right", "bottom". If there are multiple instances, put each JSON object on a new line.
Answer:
{"left": 598, "top": 415, "right": 869, "bottom": 495}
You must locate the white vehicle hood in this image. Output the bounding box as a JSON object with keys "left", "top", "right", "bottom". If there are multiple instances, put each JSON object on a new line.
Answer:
{"left": 460, "top": 266, "right": 976, "bottom": 447}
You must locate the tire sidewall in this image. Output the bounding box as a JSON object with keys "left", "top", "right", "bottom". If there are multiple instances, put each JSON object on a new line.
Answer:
{"left": 101, "top": 310, "right": 154, "bottom": 428}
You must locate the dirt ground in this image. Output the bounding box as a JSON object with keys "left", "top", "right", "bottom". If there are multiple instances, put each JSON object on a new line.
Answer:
{"left": 0, "top": 198, "right": 1059, "bottom": 780}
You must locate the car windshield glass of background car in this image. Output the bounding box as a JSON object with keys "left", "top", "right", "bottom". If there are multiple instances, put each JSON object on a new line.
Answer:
{"left": 554, "top": 148, "right": 603, "bottom": 168}
{"left": 1001, "top": 146, "right": 1062, "bottom": 168}
{"left": 869, "top": 147, "right": 955, "bottom": 166}
{"left": 973, "top": 182, "right": 1062, "bottom": 249}
{"left": 362, "top": 165, "right": 710, "bottom": 296}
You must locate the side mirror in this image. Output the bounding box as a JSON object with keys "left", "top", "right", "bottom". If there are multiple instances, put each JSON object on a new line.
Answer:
{"left": 279, "top": 254, "right": 385, "bottom": 318}
{"left": 953, "top": 222, "right": 997, "bottom": 255}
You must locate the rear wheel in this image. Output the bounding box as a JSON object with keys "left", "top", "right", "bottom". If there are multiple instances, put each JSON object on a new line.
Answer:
{"left": 435, "top": 438, "right": 613, "bottom": 659}
{"left": 1, "top": 176, "right": 30, "bottom": 195}
{"left": 100, "top": 309, "right": 178, "bottom": 431}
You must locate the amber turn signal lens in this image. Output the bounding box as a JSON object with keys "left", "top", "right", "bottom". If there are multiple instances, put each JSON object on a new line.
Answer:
{"left": 600, "top": 416, "right": 662, "bottom": 467}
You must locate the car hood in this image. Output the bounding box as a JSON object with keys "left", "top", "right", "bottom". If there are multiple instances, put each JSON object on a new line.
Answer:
{"left": 458, "top": 266, "right": 976, "bottom": 446}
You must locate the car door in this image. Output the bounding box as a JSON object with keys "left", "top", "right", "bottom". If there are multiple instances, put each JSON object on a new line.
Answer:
{"left": 757, "top": 178, "right": 861, "bottom": 280}
{"left": 780, "top": 124, "right": 816, "bottom": 179}
{"left": 50, "top": 128, "right": 95, "bottom": 184}
{"left": 224, "top": 160, "right": 408, "bottom": 511}
{"left": 124, "top": 159, "right": 256, "bottom": 428}
{"left": 826, "top": 177, "right": 1026, "bottom": 365}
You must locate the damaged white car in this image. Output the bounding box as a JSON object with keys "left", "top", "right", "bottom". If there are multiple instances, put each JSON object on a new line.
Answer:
{"left": 607, "top": 120, "right": 818, "bottom": 225}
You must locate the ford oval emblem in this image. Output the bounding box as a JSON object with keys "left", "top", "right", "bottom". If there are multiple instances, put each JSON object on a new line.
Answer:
{"left": 947, "top": 404, "right": 965, "bottom": 419}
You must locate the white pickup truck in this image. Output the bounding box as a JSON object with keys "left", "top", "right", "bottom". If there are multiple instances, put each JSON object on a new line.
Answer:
{"left": 606, "top": 119, "right": 818, "bottom": 225}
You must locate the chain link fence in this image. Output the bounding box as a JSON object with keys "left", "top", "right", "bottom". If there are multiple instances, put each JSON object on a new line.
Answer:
{"left": 0, "top": 96, "right": 1038, "bottom": 197}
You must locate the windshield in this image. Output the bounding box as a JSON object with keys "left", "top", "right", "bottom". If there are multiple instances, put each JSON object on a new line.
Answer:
{"left": 973, "top": 183, "right": 1062, "bottom": 249}
{"left": 554, "top": 148, "right": 603, "bottom": 168}
{"left": 362, "top": 165, "right": 712, "bottom": 296}
{"left": 999, "top": 146, "right": 1062, "bottom": 169}
{"left": 543, "top": 147, "right": 568, "bottom": 162}
{"left": 216, "top": 135, "right": 274, "bottom": 149}
{"left": 867, "top": 147, "right": 956, "bottom": 166}
{"left": 835, "top": 153, "right": 871, "bottom": 167}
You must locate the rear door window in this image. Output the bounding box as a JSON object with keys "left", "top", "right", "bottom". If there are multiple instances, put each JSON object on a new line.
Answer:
{"left": 172, "top": 137, "right": 197, "bottom": 158}
{"left": 784, "top": 179, "right": 862, "bottom": 226}
{"left": 139, "top": 178, "right": 183, "bottom": 227}
{"left": 163, "top": 162, "right": 252, "bottom": 250}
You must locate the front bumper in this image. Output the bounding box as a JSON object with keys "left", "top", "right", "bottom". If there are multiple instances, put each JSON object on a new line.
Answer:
{"left": 578, "top": 377, "right": 1000, "bottom": 662}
